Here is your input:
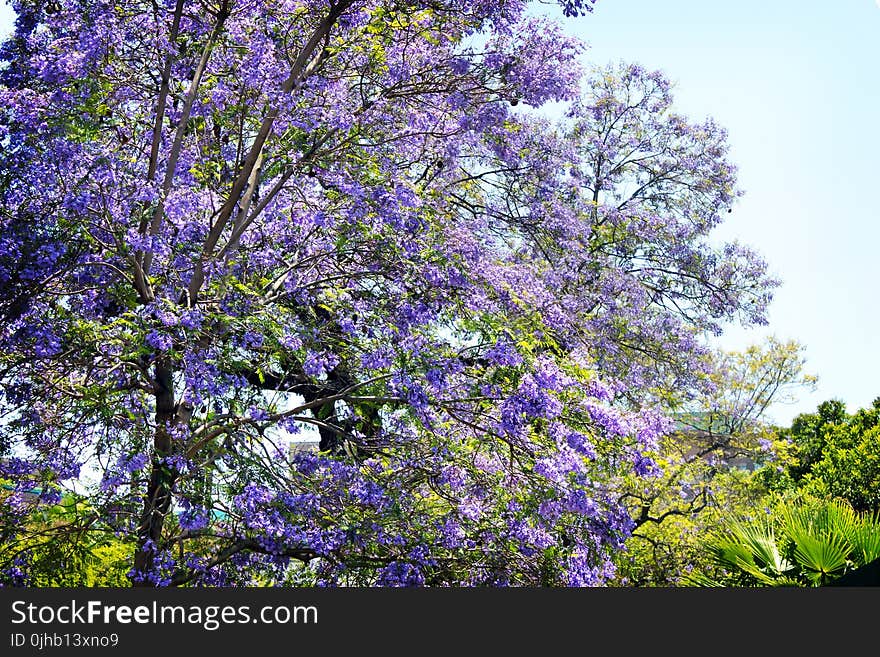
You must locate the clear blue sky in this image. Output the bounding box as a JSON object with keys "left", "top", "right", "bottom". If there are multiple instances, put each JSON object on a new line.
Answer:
{"left": 2, "top": 1, "right": 879, "bottom": 425}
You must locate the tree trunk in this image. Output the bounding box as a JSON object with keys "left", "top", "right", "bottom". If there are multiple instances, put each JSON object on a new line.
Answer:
{"left": 132, "top": 358, "right": 177, "bottom": 585}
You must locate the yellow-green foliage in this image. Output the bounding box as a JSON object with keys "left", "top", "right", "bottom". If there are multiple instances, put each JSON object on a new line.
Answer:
{"left": 1, "top": 492, "right": 133, "bottom": 586}
{"left": 611, "top": 337, "right": 815, "bottom": 586}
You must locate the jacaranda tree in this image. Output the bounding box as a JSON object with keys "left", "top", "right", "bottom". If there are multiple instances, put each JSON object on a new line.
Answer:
{"left": 0, "top": 0, "right": 776, "bottom": 586}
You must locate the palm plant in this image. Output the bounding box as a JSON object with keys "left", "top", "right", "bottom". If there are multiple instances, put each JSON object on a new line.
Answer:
{"left": 688, "top": 496, "right": 880, "bottom": 587}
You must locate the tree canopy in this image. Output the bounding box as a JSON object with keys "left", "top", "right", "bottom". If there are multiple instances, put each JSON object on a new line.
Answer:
{"left": 766, "top": 398, "right": 880, "bottom": 513}
{"left": 0, "top": 0, "right": 776, "bottom": 586}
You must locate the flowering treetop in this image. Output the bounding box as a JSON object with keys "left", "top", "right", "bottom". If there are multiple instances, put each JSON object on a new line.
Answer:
{"left": 0, "top": 0, "right": 774, "bottom": 587}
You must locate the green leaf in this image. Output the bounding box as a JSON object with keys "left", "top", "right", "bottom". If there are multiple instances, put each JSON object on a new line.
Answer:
{"left": 788, "top": 530, "right": 850, "bottom": 585}
{"left": 850, "top": 523, "right": 880, "bottom": 566}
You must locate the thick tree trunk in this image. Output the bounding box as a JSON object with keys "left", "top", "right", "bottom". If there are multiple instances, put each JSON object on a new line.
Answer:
{"left": 132, "top": 358, "right": 178, "bottom": 585}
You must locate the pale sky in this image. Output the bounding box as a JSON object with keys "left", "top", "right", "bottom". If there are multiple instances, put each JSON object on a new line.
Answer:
{"left": 3, "top": 1, "right": 879, "bottom": 425}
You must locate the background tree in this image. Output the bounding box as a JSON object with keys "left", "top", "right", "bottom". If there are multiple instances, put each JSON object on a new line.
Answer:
{"left": 763, "top": 398, "right": 880, "bottom": 513}
{"left": 0, "top": 0, "right": 776, "bottom": 586}
{"left": 612, "top": 338, "right": 814, "bottom": 585}
{"left": 0, "top": 487, "right": 132, "bottom": 586}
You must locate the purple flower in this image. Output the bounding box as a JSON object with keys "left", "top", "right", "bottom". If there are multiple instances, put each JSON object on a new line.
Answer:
{"left": 146, "top": 330, "right": 173, "bottom": 351}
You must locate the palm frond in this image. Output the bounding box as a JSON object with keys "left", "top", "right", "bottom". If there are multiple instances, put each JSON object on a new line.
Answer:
{"left": 850, "top": 524, "right": 880, "bottom": 566}
{"left": 788, "top": 529, "right": 850, "bottom": 585}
